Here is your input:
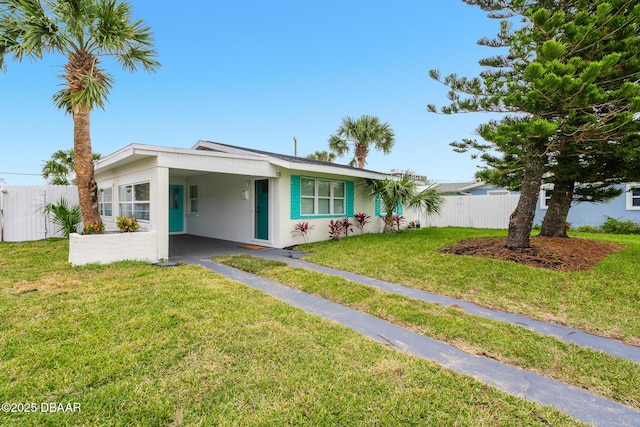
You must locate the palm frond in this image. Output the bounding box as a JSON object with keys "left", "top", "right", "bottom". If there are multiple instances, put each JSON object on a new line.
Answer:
{"left": 39, "top": 197, "right": 81, "bottom": 238}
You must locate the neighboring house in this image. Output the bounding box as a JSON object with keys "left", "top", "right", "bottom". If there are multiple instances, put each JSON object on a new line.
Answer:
{"left": 92, "top": 141, "right": 391, "bottom": 261}
{"left": 431, "top": 181, "right": 640, "bottom": 228}
{"left": 535, "top": 183, "right": 640, "bottom": 228}
{"left": 432, "top": 181, "right": 477, "bottom": 196}
{"left": 434, "top": 181, "right": 517, "bottom": 196}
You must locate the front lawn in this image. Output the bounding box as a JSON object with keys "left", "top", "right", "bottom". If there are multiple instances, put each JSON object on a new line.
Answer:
{"left": 298, "top": 227, "right": 640, "bottom": 345}
{"left": 216, "top": 254, "right": 639, "bottom": 409}
{"left": 0, "top": 239, "right": 583, "bottom": 426}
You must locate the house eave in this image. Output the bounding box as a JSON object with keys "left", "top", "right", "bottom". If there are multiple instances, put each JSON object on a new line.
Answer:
{"left": 193, "top": 140, "right": 388, "bottom": 180}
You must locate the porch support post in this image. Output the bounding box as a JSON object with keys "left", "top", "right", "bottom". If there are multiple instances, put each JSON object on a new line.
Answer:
{"left": 157, "top": 166, "right": 170, "bottom": 260}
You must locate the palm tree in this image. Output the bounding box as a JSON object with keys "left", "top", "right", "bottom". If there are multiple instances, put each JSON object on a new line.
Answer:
{"left": 328, "top": 115, "right": 395, "bottom": 169}
{"left": 306, "top": 150, "right": 337, "bottom": 163}
{"left": 42, "top": 148, "right": 101, "bottom": 185}
{"left": 1, "top": 0, "right": 159, "bottom": 231}
{"left": 361, "top": 172, "right": 443, "bottom": 233}
{"left": 40, "top": 197, "right": 82, "bottom": 238}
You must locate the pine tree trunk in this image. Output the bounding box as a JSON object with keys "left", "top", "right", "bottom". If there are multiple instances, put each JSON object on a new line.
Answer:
{"left": 540, "top": 180, "right": 574, "bottom": 237}
{"left": 505, "top": 145, "right": 546, "bottom": 249}
{"left": 73, "top": 107, "right": 102, "bottom": 232}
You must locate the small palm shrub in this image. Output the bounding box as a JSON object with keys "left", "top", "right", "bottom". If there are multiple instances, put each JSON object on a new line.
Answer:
{"left": 40, "top": 197, "right": 81, "bottom": 238}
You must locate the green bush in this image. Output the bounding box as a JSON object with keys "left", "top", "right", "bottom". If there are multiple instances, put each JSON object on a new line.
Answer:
{"left": 601, "top": 217, "right": 640, "bottom": 235}
{"left": 116, "top": 216, "right": 139, "bottom": 232}
{"left": 576, "top": 225, "right": 600, "bottom": 234}
{"left": 40, "top": 197, "right": 81, "bottom": 238}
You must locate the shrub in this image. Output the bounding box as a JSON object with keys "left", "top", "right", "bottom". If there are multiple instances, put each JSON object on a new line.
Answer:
{"left": 576, "top": 225, "right": 600, "bottom": 234}
{"left": 341, "top": 217, "right": 353, "bottom": 237}
{"left": 328, "top": 220, "right": 343, "bottom": 240}
{"left": 40, "top": 197, "right": 81, "bottom": 238}
{"left": 601, "top": 217, "right": 640, "bottom": 235}
{"left": 84, "top": 222, "right": 105, "bottom": 235}
{"left": 116, "top": 216, "right": 139, "bottom": 232}
{"left": 353, "top": 212, "right": 371, "bottom": 233}
{"left": 291, "top": 221, "right": 314, "bottom": 243}
{"left": 393, "top": 214, "right": 404, "bottom": 231}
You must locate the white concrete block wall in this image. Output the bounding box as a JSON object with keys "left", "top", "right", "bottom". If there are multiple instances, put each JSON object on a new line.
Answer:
{"left": 69, "top": 231, "right": 158, "bottom": 265}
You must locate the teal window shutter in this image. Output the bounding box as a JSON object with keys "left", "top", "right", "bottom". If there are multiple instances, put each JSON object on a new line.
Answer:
{"left": 346, "top": 181, "right": 354, "bottom": 216}
{"left": 374, "top": 196, "right": 402, "bottom": 216}
{"left": 291, "top": 175, "right": 301, "bottom": 219}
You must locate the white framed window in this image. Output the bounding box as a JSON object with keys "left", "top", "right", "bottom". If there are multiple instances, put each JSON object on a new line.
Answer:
{"left": 98, "top": 187, "right": 113, "bottom": 218}
{"left": 377, "top": 194, "right": 401, "bottom": 217}
{"left": 188, "top": 185, "right": 199, "bottom": 214}
{"left": 626, "top": 183, "right": 640, "bottom": 210}
{"left": 540, "top": 188, "right": 553, "bottom": 209}
{"left": 118, "top": 182, "right": 150, "bottom": 221}
{"left": 300, "top": 177, "right": 345, "bottom": 216}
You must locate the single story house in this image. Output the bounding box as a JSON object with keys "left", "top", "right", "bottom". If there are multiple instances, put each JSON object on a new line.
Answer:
{"left": 434, "top": 181, "right": 519, "bottom": 196}
{"left": 81, "top": 140, "right": 395, "bottom": 263}
{"left": 535, "top": 183, "right": 640, "bottom": 228}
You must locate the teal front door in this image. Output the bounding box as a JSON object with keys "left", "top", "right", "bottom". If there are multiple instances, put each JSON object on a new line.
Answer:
{"left": 169, "top": 185, "right": 184, "bottom": 232}
{"left": 254, "top": 179, "right": 269, "bottom": 240}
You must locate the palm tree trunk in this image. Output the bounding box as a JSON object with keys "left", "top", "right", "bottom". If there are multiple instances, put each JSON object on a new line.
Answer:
{"left": 355, "top": 143, "right": 368, "bottom": 169}
{"left": 505, "top": 145, "right": 545, "bottom": 249}
{"left": 383, "top": 214, "right": 395, "bottom": 233}
{"left": 539, "top": 180, "right": 574, "bottom": 237}
{"left": 73, "top": 107, "right": 102, "bottom": 231}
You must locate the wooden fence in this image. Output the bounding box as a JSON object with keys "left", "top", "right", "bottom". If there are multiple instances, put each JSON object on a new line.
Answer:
{"left": 424, "top": 194, "right": 520, "bottom": 229}
{"left": 0, "top": 185, "right": 79, "bottom": 242}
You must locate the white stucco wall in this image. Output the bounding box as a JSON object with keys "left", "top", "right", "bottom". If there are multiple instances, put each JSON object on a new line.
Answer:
{"left": 276, "top": 170, "right": 380, "bottom": 248}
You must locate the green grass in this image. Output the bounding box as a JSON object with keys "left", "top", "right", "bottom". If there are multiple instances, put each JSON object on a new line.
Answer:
{"left": 0, "top": 239, "right": 584, "bottom": 426}
{"left": 215, "top": 254, "right": 640, "bottom": 409}
{"left": 295, "top": 227, "right": 640, "bottom": 345}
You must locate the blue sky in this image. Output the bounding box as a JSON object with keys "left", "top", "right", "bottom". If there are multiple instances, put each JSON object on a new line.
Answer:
{"left": 0, "top": 1, "right": 505, "bottom": 185}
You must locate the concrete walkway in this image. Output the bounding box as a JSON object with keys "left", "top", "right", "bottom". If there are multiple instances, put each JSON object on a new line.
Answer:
{"left": 255, "top": 249, "right": 640, "bottom": 364}
{"left": 169, "top": 237, "right": 640, "bottom": 426}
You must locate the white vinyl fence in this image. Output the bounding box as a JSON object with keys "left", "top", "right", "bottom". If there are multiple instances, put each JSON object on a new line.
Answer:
{"left": 0, "top": 185, "right": 79, "bottom": 242}
{"left": 424, "top": 194, "right": 520, "bottom": 229}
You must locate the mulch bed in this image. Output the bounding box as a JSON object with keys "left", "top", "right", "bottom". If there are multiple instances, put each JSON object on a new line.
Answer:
{"left": 439, "top": 236, "right": 624, "bottom": 271}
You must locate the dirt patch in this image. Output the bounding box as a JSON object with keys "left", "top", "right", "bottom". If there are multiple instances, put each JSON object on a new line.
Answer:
{"left": 439, "top": 236, "right": 624, "bottom": 271}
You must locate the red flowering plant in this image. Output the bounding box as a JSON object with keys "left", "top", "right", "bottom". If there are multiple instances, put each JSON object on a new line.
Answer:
{"left": 341, "top": 217, "right": 353, "bottom": 237}
{"left": 291, "top": 221, "right": 314, "bottom": 243}
{"left": 353, "top": 212, "right": 371, "bottom": 234}
{"left": 328, "top": 219, "right": 343, "bottom": 240}
{"left": 393, "top": 214, "right": 405, "bottom": 231}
